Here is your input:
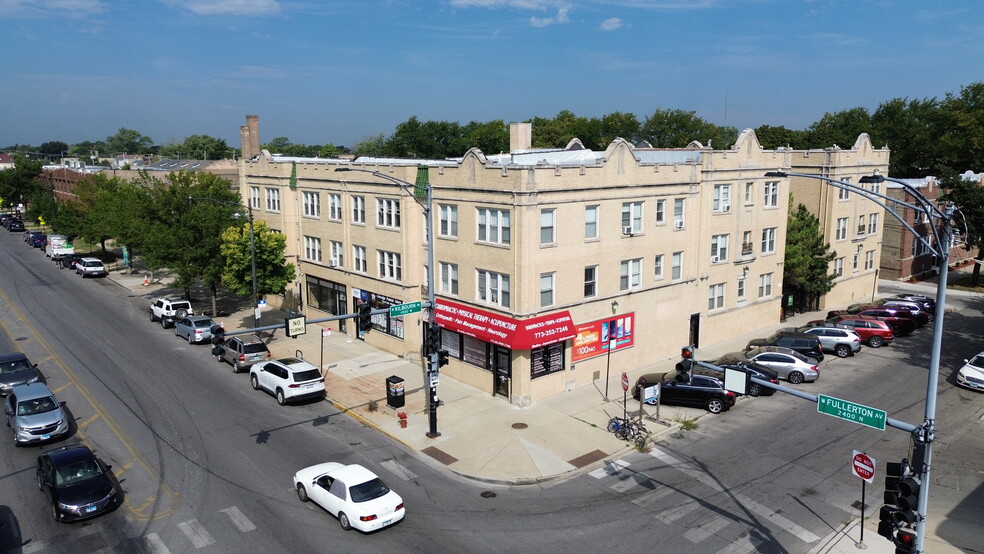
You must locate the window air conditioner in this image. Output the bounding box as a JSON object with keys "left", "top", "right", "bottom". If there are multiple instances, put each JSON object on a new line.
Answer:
{"left": 721, "top": 203, "right": 731, "bottom": 211}
{"left": 674, "top": 221, "right": 685, "bottom": 230}
{"left": 622, "top": 226, "right": 634, "bottom": 235}
{"left": 328, "top": 257, "right": 339, "bottom": 267}
{"left": 711, "top": 256, "right": 720, "bottom": 263}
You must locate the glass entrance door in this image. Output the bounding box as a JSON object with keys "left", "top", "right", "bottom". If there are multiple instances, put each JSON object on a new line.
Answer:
{"left": 493, "top": 347, "right": 511, "bottom": 398}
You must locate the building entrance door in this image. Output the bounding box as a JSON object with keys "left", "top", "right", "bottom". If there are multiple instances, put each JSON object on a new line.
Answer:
{"left": 493, "top": 347, "right": 511, "bottom": 399}
{"left": 689, "top": 313, "right": 700, "bottom": 348}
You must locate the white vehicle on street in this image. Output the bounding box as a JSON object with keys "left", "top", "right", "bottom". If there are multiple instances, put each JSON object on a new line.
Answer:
{"left": 249, "top": 357, "right": 325, "bottom": 405}
{"left": 293, "top": 462, "right": 405, "bottom": 532}
{"left": 956, "top": 352, "right": 984, "bottom": 392}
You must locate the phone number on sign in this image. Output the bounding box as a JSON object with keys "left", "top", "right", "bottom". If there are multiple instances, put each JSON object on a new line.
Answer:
{"left": 533, "top": 326, "right": 571, "bottom": 340}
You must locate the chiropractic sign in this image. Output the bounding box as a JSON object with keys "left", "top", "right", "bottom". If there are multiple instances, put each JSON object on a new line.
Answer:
{"left": 434, "top": 300, "right": 575, "bottom": 350}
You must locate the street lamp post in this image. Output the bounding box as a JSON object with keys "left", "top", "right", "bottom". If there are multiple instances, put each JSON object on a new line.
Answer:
{"left": 335, "top": 166, "right": 440, "bottom": 438}
{"left": 187, "top": 197, "right": 259, "bottom": 328}
{"left": 766, "top": 171, "right": 952, "bottom": 554}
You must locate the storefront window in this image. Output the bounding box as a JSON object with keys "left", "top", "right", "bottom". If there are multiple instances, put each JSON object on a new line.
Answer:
{"left": 462, "top": 335, "right": 490, "bottom": 368}
{"left": 531, "top": 342, "right": 565, "bottom": 378}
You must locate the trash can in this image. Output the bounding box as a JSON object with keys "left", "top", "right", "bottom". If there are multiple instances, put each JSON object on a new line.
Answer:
{"left": 386, "top": 375, "right": 405, "bottom": 409}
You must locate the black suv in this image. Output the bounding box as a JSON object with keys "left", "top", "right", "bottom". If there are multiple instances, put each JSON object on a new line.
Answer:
{"left": 746, "top": 330, "right": 824, "bottom": 362}
{"left": 37, "top": 444, "right": 122, "bottom": 522}
{"left": 632, "top": 373, "right": 736, "bottom": 413}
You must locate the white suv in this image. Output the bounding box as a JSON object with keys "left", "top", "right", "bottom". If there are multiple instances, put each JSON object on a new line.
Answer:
{"left": 149, "top": 297, "right": 194, "bottom": 328}
{"left": 801, "top": 326, "right": 863, "bottom": 358}
{"left": 76, "top": 257, "right": 107, "bottom": 278}
{"left": 250, "top": 358, "right": 325, "bottom": 405}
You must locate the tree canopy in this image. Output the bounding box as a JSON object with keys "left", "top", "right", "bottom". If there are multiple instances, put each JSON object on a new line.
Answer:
{"left": 784, "top": 204, "right": 836, "bottom": 310}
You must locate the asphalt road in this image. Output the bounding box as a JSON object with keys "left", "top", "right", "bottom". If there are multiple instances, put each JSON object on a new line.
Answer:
{"left": 1, "top": 232, "right": 982, "bottom": 554}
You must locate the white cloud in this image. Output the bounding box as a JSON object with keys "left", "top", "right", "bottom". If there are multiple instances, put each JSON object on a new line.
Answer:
{"left": 160, "top": 0, "right": 282, "bottom": 16}
{"left": 0, "top": 0, "right": 106, "bottom": 18}
{"left": 528, "top": 6, "right": 570, "bottom": 27}
{"left": 600, "top": 17, "right": 622, "bottom": 30}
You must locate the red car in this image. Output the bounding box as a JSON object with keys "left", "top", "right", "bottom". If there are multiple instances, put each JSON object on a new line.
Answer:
{"left": 824, "top": 316, "right": 895, "bottom": 348}
{"left": 854, "top": 308, "right": 916, "bottom": 336}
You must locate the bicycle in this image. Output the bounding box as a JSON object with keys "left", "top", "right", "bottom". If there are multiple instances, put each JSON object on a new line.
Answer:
{"left": 606, "top": 416, "right": 629, "bottom": 434}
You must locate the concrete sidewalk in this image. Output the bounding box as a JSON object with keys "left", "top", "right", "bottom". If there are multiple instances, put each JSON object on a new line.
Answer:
{"left": 108, "top": 266, "right": 974, "bottom": 551}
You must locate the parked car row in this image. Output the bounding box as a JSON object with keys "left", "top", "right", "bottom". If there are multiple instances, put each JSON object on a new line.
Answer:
{"left": 7, "top": 221, "right": 108, "bottom": 278}
{"left": 0, "top": 350, "right": 121, "bottom": 522}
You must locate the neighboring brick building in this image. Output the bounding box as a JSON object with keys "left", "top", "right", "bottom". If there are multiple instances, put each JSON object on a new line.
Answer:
{"left": 879, "top": 171, "right": 982, "bottom": 281}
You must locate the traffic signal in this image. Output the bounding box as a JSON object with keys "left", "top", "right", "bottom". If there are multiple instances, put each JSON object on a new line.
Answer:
{"left": 425, "top": 322, "right": 441, "bottom": 354}
{"left": 438, "top": 349, "right": 450, "bottom": 367}
{"left": 358, "top": 303, "right": 373, "bottom": 333}
{"left": 676, "top": 345, "right": 695, "bottom": 384}
{"left": 895, "top": 475, "right": 921, "bottom": 525}
{"left": 878, "top": 461, "right": 904, "bottom": 540}
{"left": 210, "top": 324, "right": 226, "bottom": 346}
{"left": 894, "top": 528, "right": 917, "bottom": 554}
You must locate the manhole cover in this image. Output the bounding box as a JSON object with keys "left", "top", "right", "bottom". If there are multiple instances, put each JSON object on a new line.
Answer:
{"left": 480, "top": 491, "right": 497, "bottom": 498}
{"left": 511, "top": 423, "right": 528, "bottom": 430}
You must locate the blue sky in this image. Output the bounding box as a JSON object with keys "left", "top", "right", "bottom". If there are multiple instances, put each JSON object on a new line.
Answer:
{"left": 1, "top": 0, "right": 981, "bottom": 151}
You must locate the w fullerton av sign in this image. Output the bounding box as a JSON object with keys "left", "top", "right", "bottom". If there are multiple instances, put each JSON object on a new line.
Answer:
{"left": 817, "top": 394, "right": 887, "bottom": 431}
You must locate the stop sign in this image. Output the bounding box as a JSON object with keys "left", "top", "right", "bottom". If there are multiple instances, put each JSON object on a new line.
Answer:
{"left": 621, "top": 372, "right": 629, "bottom": 392}
{"left": 852, "top": 451, "right": 876, "bottom": 483}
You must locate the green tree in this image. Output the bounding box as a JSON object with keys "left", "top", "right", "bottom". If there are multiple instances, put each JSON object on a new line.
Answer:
{"left": 639, "top": 108, "right": 724, "bottom": 148}
{"left": 68, "top": 140, "right": 107, "bottom": 160}
{"left": 461, "top": 120, "right": 509, "bottom": 155}
{"left": 599, "top": 111, "right": 642, "bottom": 146}
{"left": 803, "top": 107, "right": 872, "bottom": 149}
{"left": 39, "top": 141, "right": 69, "bottom": 160}
{"left": 753, "top": 125, "right": 805, "bottom": 149}
{"left": 158, "top": 135, "right": 231, "bottom": 160}
{"left": 353, "top": 134, "right": 387, "bottom": 157}
{"left": 0, "top": 155, "right": 43, "bottom": 210}
{"left": 784, "top": 203, "right": 837, "bottom": 311}
{"left": 105, "top": 128, "right": 154, "bottom": 155}
{"left": 220, "top": 221, "right": 296, "bottom": 303}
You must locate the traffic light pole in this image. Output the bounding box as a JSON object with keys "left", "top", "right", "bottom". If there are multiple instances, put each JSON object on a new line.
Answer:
{"left": 335, "top": 166, "right": 440, "bottom": 438}
{"left": 764, "top": 171, "right": 953, "bottom": 553}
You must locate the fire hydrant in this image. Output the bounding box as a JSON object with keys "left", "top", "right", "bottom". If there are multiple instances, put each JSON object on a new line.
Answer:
{"left": 397, "top": 412, "right": 408, "bottom": 428}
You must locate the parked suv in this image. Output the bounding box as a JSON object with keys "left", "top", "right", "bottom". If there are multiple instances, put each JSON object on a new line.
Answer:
{"left": 796, "top": 326, "right": 862, "bottom": 358}
{"left": 76, "top": 257, "right": 108, "bottom": 278}
{"left": 250, "top": 357, "right": 325, "bottom": 405}
{"left": 4, "top": 382, "right": 71, "bottom": 445}
{"left": 881, "top": 300, "right": 931, "bottom": 325}
{"left": 632, "top": 373, "right": 736, "bottom": 413}
{"left": 854, "top": 307, "right": 916, "bottom": 336}
{"left": 216, "top": 335, "right": 271, "bottom": 373}
{"left": 888, "top": 293, "right": 936, "bottom": 312}
{"left": 745, "top": 330, "right": 824, "bottom": 362}
{"left": 149, "top": 297, "right": 194, "bottom": 329}
{"left": 823, "top": 316, "right": 895, "bottom": 348}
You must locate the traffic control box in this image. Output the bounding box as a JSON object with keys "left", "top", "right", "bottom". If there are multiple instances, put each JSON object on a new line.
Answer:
{"left": 386, "top": 375, "right": 405, "bottom": 409}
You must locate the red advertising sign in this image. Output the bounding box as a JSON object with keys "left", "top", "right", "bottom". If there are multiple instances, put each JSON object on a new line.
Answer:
{"left": 434, "top": 300, "right": 575, "bottom": 350}
{"left": 571, "top": 314, "right": 636, "bottom": 362}
{"left": 852, "top": 450, "right": 875, "bottom": 483}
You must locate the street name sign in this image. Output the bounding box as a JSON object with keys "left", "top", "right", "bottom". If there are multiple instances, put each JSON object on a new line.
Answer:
{"left": 817, "top": 394, "right": 886, "bottom": 431}
{"left": 390, "top": 301, "right": 423, "bottom": 317}
{"left": 852, "top": 450, "right": 876, "bottom": 483}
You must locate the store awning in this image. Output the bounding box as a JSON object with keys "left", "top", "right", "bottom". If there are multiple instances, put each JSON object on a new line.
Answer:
{"left": 434, "top": 300, "right": 575, "bottom": 350}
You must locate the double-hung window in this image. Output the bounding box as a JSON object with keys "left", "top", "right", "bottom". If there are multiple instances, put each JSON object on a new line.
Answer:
{"left": 584, "top": 266, "right": 597, "bottom": 297}
{"left": 761, "top": 228, "right": 776, "bottom": 254}
{"left": 836, "top": 218, "right": 848, "bottom": 241}
{"left": 758, "top": 273, "right": 773, "bottom": 297}
{"left": 351, "top": 196, "right": 365, "bottom": 224}
{"left": 265, "top": 188, "right": 280, "bottom": 212}
{"left": 477, "top": 208, "right": 510, "bottom": 245}
{"left": 708, "top": 283, "right": 725, "bottom": 310}
{"left": 328, "top": 194, "right": 342, "bottom": 220}
{"left": 302, "top": 191, "right": 320, "bottom": 217}
{"left": 764, "top": 182, "right": 778, "bottom": 207}
{"left": 620, "top": 258, "right": 642, "bottom": 291}
{"left": 673, "top": 198, "right": 685, "bottom": 228}
{"left": 250, "top": 186, "right": 260, "bottom": 210}
{"left": 654, "top": 254, "right": 664, "bottom": 279}
{"left": 713, "top": 184, "right": 731, "bottom": 212}
{"left": 711, "top": 234, "right": 729, "bottom": 263}
{"left": 671, "top": 252, "right": 683, "bottom": 280}
{"left": 353, "top": 245, "right": 367, "bottom": 273}
{"left": 439, "top": 204, "right": 458, "bottom": 238}
{"left": 378, "top": 250, "right": 402, "bottom": 280}
{"left": 377, "top": 198, "right": 401, "bottom": 229}
{"left": 303, "top": 236, "right": 321, "bottom": 262}
{"left": 540, "top": 209, "right": 556, "bottom": 245}
{"left": 655, "top": 200, "right": 665, "bottom": 224}
{"left": 440, "top": 262, "right": 458, "bottom": 294}
{"left": 584, "top": 205, "right": 599, "bottom": 239}
{"left": 868, "top": 213, "right": 878, "bottom": 235}
{"left": 621, "top": 202, "right": 643, "bottom": 234}
{"left": 477, "top": 270, "right": 510, "bottom": 307}
{"left": 330, "top": 241, "right": 343, "bottom": 267}
{"left": 540, "top": 273, "right": 555, "bottom": 307}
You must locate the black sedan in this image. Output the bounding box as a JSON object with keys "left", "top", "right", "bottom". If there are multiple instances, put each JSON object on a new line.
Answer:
{"left": 37, "top": 444, "right": 122, "bottom": 522}
{"left": 633, "top": 373, "right": 736, "bottom": 413}
{"left": 7, "top": 219, "right": 25, "bottom": 232}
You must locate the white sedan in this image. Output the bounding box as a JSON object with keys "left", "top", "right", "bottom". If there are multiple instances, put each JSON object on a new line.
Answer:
{"left": 293, "top": 463, "right": 405, "bottom": 532}
{"left": 956, "top": 352, "right": 984, "bottom": 392}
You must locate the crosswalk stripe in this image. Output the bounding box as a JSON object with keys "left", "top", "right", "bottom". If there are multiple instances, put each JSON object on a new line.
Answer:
{"left": 587, "top": 459, "right": 630, "bottom": 479}
{"left": 655, "top": 500, "right": 700, "bottom": 525}
{"left": 145, "top": 533, "right": 172, "bottom": 554}
{"left": 649, "top": 446, "right": 820, "bottom": 544}
{"left": 683, "top": 515, "right": 730, "bottom": 543}
{"left": 178, "top": 519, "right": 216, "bottom": 548}
{"left": 380, "top": 459, "right": 418, "bottom": 481}
{"left": 609, "top": 472, "right": 652, "bottom": 493}
{"left": 219, "top": 506, "right": 257, "bottom": 532}
{"left": 715, "top": 534, "right": 765, "bottom": 554}
{"left": 630, "top": 486, "right": 675, "bottom": 508}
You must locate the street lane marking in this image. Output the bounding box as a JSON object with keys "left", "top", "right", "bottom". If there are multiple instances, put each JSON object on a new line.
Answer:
{"left": 630, "top": 486, "right": 675, "bottom": 508}
{"left": 220, "top": 506, "right": 257, "bottom": 532}
{"left": 144, "top": 533, "right": 172, "bottom": 554}
{"left": 656, "top": 499, "right": 700, "bottom": 524}
{"left": 649, "top": 446, "right": 819, "bottom": 543}
{"left": 77, "top": 413, "right": 101, "bottom": 428}
{"left": 380, "top": 459, "right": 417, "bottom": 481}
{"left": 715, "top": 535, "right": 765, "bottom": 554}
{"left": 610, "top": 471, "right": 652, "bottom": 493}
{"left": 684, "top": 515, "right": 730, "bottom": 543}
{"left": 588, "top": 459, "right": 630, "bottom": 478}
{"left": 178, "top": 519, "right": 216, "bottom": 548}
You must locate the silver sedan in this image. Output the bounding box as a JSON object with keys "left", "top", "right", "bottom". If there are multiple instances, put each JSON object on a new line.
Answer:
{"left": 174, "top": 316, "right": 215, "bottom": 344}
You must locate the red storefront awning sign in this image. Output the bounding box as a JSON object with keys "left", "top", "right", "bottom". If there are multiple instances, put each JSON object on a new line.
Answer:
{"left": 434, "top": 300, "right": 575, "bottom": 350}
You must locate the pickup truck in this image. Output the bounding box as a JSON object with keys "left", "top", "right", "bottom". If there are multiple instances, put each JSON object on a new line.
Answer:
{"left": 149, "top": 297, "right": 194, "bottom": 329}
